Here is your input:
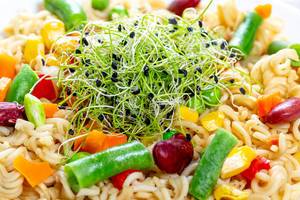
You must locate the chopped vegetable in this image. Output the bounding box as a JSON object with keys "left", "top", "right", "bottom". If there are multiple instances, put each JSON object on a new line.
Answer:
{"left": 188, "top": 96, "right": 206, "bottom": 113}
{"left": 214, "top": 184, "right": 249, "bottom": 200}
{"left": 241, "top": 156, "right": 270, "bottom": 183}
{"left": 202, "top": 87, "right": 222, "bottom": 107}
{"left": 168, "top": 0, "right": 200, "bottom": 16}
{"left": 0, "top": 77, "right": 11, "bottom": 102}
{"left": 267, "top": 135, "right": 279, "bottom": 146}
{"left": 44, "top": 0, "right": 87, "bottom": 30}
{"left": 265, "top": 97, "right": 300, "bottom": 124}
{"left": 179, "top": 106, "right": 199, "bottom": 123}
{"left": 0, "top": 53, "right": 16, "bottom": 79}
{"left": 111, "top": 169, "right": 140, "bottom": 190}
{"left": 43, "top": 103, "right": 59, "bottom": 118}
{"left": 148, "top": 0, "right": 167, "bottom": 9}
{"left": 0, "top": 102, "right": 24, "bottom": 127}
{"left": 257, "top": 92, "right": 282, "bottom": 119}
{"left": 255, "top": 4, "right": 272, "bottom": 19}
{"left": 24, "top": 36, "right": 45, "bottom": 64}
{"left": 92, "top": 0, "right": 109, "bottom": 11}
{"left": 67, "top": 152, "right": 90, "bottom": 163}
{"left": 13, "top": 155, "right": 54, "bottom": 187}
{"left": 229, "top": 12, "right": 263, "bottom": 56}
{"left": 189, "top": 129, "right": 238, "bottom": 200}
{"left": 200, "top": 111, "right": 225, "bottom": 132}
{"left": 293, "top": 152, "right": 300, "bottom": 164}
{"left": 24, "top": 94, "right": 46, "bottom": 128}
{"left": 41, "top": 19, "right": 65, "bottom": 50}
{"left": 31, "top": 74, "right": 58, "bottom": 102}
{"left": 267, "top": 41, "right": 289, "bottom": 55}
{"left": 221, "top": 146, "right": 257, "bottom": 179}
{"left": 65, "top": 141, "right": 154, "bottom": 192}
{"left": 291, "top": 59, "right": 300, "bottom": 68}
{"left": 163, "top": 130, "right": 177, "bottom": 140}
{"left": 6, "top": 64, "right": 39, "bottom": 104}
{"left": 108, "top": 6, "right": 129, "bottom": 20}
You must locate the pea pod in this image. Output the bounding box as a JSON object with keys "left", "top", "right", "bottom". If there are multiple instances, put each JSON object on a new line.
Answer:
{"left": 92, "top": 0, "right": 109, "bottom": 11}
{"left": 188, "top": 96, "right": 206, "bottom": 113}
{"left": 24, "top": 94, "right": 46, "bottom": 128}
{"left": 44, "top": 0, "right": 87, "bottom": 30}
{"left": 64, "top": 141, "right": 154, "bottom": 192}
{"left": 202, "top": 87, "right": 222, "bottom": 107}
{"left": 6, "top": 64, "right": 38, "bottom": 104}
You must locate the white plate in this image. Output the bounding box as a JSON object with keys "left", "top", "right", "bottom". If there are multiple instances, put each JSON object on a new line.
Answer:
{"left": 1, "top": 0, "right": 299, "bottom": 41}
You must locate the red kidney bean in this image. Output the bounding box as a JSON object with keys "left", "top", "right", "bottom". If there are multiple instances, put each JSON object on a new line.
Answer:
{"left": 265, "top": 97, "right": 300, "bottom": 124}
{"left": 168, "top": 0, "right": 201, "bottom": 16}
{"left": 0, "top": 102, "right": 24, "bottom": 126}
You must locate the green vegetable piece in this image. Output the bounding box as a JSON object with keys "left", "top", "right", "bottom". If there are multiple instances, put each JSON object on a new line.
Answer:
{"left": 229, "top": 12, "right": 263, "bottom": 56}
{"left": 202, "top": 87, "right": 222, "bottom": 107}
{"left": 189, "top": 129, "right": 238, "bottom": 200}
{"left": 65, "top": 141, "right": 154, "bottom": 192}
{"left": 188, "top": 96, "right": 206, "bottom": 113}
{"left": 163, "top": 130, "right": 177, "bottom": 140}
{"left": 267, "top": 40, "right": 289, "bottom": 55}
{"left": 92, "top": 0, "right": 109, "bottom": 11}
{"left": 290, "top": 44, "right": 300, "bottom": 58}
{"left": 67, "top": 152, "right": 91, "bottom": 163}
{"left": 24, "top": 94, "right": 46, "bottom": 128}
{"left": 6, "top": 64, "right": 38, "bottom": 104}
{"left": 291, "top": 59, "right": 300, "bottom": 68}
{"left": 44, "top": 0, "right": 87, "bottom": 30}
{"left": 108, "top": 5, "right": 129, "bottom": 20}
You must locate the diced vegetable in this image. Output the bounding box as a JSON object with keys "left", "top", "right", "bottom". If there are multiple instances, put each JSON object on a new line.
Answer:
{"left": 0, "top": 53, "right": 16, "bottom": 79}
{"left": 31, "top": 74, "right": 58, "bottom": 102}
{"left": 241, "top": 156, "right": 270, "bottom": 183}
{"left": 24, "top": 36, "right": 45, "bottom": 64}
{"left": 43, "top": 103, "right": 59, "bottom": 118}
{"left": 44, "top": 0, "right": 87, "bottom": 30}
{"left": 202, "top": 87, "right": 222, "bottom": 107}
{"left": 6, "top": 64, "right": 39, "bottom": 104}
{"left": 92, "top": 0, "right": 109, "bottom": 11}
{"left": 0, "top": 77, "right": 11, "bottom": 102}
{"left": 214, "top": 184, "right": 249, "bottom": 200}
{"left": 178, "top": 106, "right": 199, "bottom": 123}
{"left": 163, "top": 130, "right": 177, "bottom": 140}
{"left": 291, "top": 60, "right": 300, "bottom": 68}
{"left": 290, "top": 44, "right": 300, "bottom": 57}
{"left": 108, "top": 6, "right": 129, "bottom": 20}
{"left": 73, "top": 130, "right": 127, "bottom": 154}
{"left": 229, "top": 12, "right": 263, "bottom": 56}
{"left": 0, "top": 102, "right": 24, "bottom": 127}
{"left": 168, "top": 0, "right": 200, "bottom": 16}
{"left": 13, "top": 155, "right": 54, "bottom": 187}
{"left": 293, "top": 152, "right": 300, "bottom": 164}
{"left": 267, "top": 135, "right": 279, "bottom": 146}
{"left": 221, "top": 146, "right": 257, "bottom": 179}
{"left": 41, "top": 19, "right": 65, "bottom": 50}
{"left": 267, "top": 41, "right": 289, "bottom": 55}
{"left": 255, "top": 4, "right": 272, "bottom": 19}
{"left": 265, "top": 97, "right": 300, "bottom": 124}
{"left": 189, "top": 129, "right": 238, "bottom": 200}
{"left": 111, "top": 169, "right": 140, "bottom": 190}
{"left": 257, "top": 93, "right": 282, "bottom": 119}
{"left": 67, "top": 152, "right": 91, "bottom": 163}
{"left": 24, "top": 94, "right": 46, "bottom": 128}
{"left": 188, "top": 96, "right": 206, "bottom": 113}
{"left": 200, "top": 111, "right": 225, "bottom": 132}
{"left": 65, "top": 141, "right": 154, "bottom": 192}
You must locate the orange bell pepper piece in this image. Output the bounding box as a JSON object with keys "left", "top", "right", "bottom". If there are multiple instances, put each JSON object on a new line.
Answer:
{"left": 0, "top": 77, "right": 11, "bottom": 102}
{"left": 43, "top": 103, "right": 59, "bottom": 118}
{"left": 102, "top": 133, "right": 128, "bottom": 150}
{"left": 255, "top": 4, "right": 272, "bottom": 19}
{"left": 0, "top": 53, "right": 16, "bottom": 79}
{"left": 13, "top": 155, "right": 54, "bottom": 187}
{"left": 257, "top": 93, "right": 282, "bottom": 119}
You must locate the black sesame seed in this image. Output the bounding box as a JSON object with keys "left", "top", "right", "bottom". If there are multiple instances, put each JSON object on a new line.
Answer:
{"left": 158, "top": 82, "right": 162, "bottom": 87}
{"left": 95, "top": 79, "right": 101, "bottom": 87}
{"left": 160, "top": 104, "right": 165, "bottom": 109}
{"left": 121, "top": 40, "right": 128, "bottom": 46}
{"left": 143, "top": 65, "right": 149, "bottom": 76}
{"left": 239, "top": 87, "right": 246, "bottom": 95}
{"left": 41, "top": 58, "right": 45, "bottom": 66}
{"left": 101, "top": 71, "right": 108, "bottom": 77}
{"left": 220, "top": 41, "right": 227, "bottom": 50}
{"left": 118, "top": 24, "right": 122, "bottom": 32}
{"left": 229, "top": 52, "right": 236, "bottom": 58}
{"left": 155, "top": 33, "right": 159, "bottom": 37}
{"left": 85, "top": 71, "right": 90, "bottom": 77}
{"left": 131, "top": 86, "right": 140, "bottom": 95}
{"left": 166, "top": 110, "right": 174, "bottom": 119}
{"left": 229, "top": 79, "right": 235, "bottom": 83}
{"left": 129, "top": 32, "right": 135, "bottom": 39}
{"left": 205, "top": 43, "right": 210, "bottom": 48}
{"left": 98, "top": 114, "right": 104, "bottom": 121}
{"left": 213, "top": 75, "right": 219, "bottom": 83}
{"left": 186, "top": 134, "right": 192, "bottom": 141}
{"left": 145, "top": 118, "right": 151, "bottom": 125}
{"left": 69, "top": 68, "right": 75, "bottom": 73}
{"left": 112, "top": 72, "right": 118, "bottom": 78}
{"left": 201, "top": 31, "right": 208, "bottom": 37}
{"left": 128, "top": 79, "right": 132, "bottom": 86}
{"left": 112, "top": 61, "right": 118, "bottom": 70}
{"left": 169, "top": 29, "right": 176, "bottom": 33}
{"left": 148, "top": 93, "right": 154, "bottom": 100}
{"left": 72, "top": 92, "right": 77, "bottom": 97}
{"left": 178, "top": 69, "right": 188, "bottom": 77}
{"left": 211, "top": 41, "right": 218, "bottom": 46}
{"left": 82, "top": 37, "right": 89, "bottom": 46}
{"left": 134, "top": 21, "right": 138, "bottom": 26}
{"left": 112, "top": 54, "right": 118, "bottom": 60}
{"left": 198, "top": 21, "right": 203, "bottom": 28}
{"left": 75, "top": 49, "right": 81, "bottom": 54}
{"left": 187, "top": 27, "right": 193, "bottom": 32}
{"left": 168, "top": 18, "right": 178, "bottom": 25}
{"left": 98, "top": 39, "right": 103, "bottom": 44}
{"left": 84, "top": 32, "right": 89, "bottom": 36}
{"left": 195, "top": 67, "right": 203, "bottom": 74}
{"left": 68, "top": 129, "right": 75, "bottom": 135}
{"left": 111, "top": 77, "right": 118, "bottom": 82}
{"left": 66, "top": 88, "right": 72, "bottom": 95}
{"left": 125, "top": 109, "right": 130, "bottom": 116}
{"left": 58, "top": 106, "right": 66, "bottom": 109}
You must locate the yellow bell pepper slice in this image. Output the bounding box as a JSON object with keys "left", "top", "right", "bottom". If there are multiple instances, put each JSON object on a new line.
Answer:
{"left": 41, "top": 19, "right": 65, "bottom": 50}
{"left": 214, "top": 184, "right": 249, "bottom": 200}
{"left": 294, "top": 152, "right": 300, "bottom": 164}
{"left": 221, "top": 146, "right": 256, "bottom": 179}
{"left": 178, "top": 106, "right": 199, "bottom": 123}
{"left": 200, "top": 111, "right": 225, "bottom": 131}
{"left": 24, "top": 36, "right": 45, "bottom": 63}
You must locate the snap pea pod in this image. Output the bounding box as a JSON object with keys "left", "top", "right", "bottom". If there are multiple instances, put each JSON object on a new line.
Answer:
{"left": 44, "top": 0, "right": 87, "bottom": 30}
{"left": 64, "top": 141, "right": 154, "bottom": 192}
{"left": 6, "top": 64, "right": 38, "bottom": 104}
{"left": 229, "top": 12, "right": 263, "bottom": 56}
{"left": 189, "top": 129, "right": 238, "bottom": 200}
{"left": 202, "top": 87, "right": 222, "bottom": 107}
{"left": 24, "top": 94, "right": 46, "bottom": 128}
{"left": 267, "top": 41, "right": 289, "bottom": 55}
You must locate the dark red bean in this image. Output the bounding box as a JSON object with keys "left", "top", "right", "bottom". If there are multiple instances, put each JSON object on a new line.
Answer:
{"left": 265, "top": 97, "right": 300, "bottom": 124}
{"left": 0, "top": 102, "right": 24, "bottom": 127}
{"left": 168, "top": 0, "right": 200, "bottom": 16}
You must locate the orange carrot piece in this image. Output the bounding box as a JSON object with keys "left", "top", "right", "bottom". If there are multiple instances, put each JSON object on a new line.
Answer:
{"left": 267, "top": 135, "right": 279, "bottom": 146}
{"left": 257, "top": 92, "right": 282, "bottom": 118}
{"left": 255, "top": 4, "right": 272, "bottom": 19}
{"left": 13, "top": 155, "right": 54, "bottom": 187}
{"left": 102, "top": 133, "right": 127, "bottom": 151}
{"left": 0, "top": 77, "right": 11, "bottom": 102}
{"left": 43, "top": 103, "right": 59, "bottom": 118}
{"left": 0, "top": 53, "right": 16, "bottom": 79}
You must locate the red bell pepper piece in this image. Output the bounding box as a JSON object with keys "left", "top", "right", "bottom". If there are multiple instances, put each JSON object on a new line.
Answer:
{"left": 31, "top": 74, "right": 58, "bottom": 102}
{"left": 111, "top": 169, "right": 141, "bottom": 190}
{"left": 241, "top": 156, "right": 270, "bottom": 183}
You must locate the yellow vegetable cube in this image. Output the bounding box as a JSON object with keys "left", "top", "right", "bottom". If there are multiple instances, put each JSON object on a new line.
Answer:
{"left": 24, "top": 36, "right": 45, "bottom": 64}
{"left": 200, "top": 111, "right": 225, "bottom": 131}
{"left": 41, "top": 20, "right": 65, "bottom": 50}
{"left": 179, "top": 106, "right": 199, "bottom": 123}
{"left": 214, "top": 184, "right": 249, "bottom": 200}
{"left": 294, "top": 152, "right": 300, "bottom": 164}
